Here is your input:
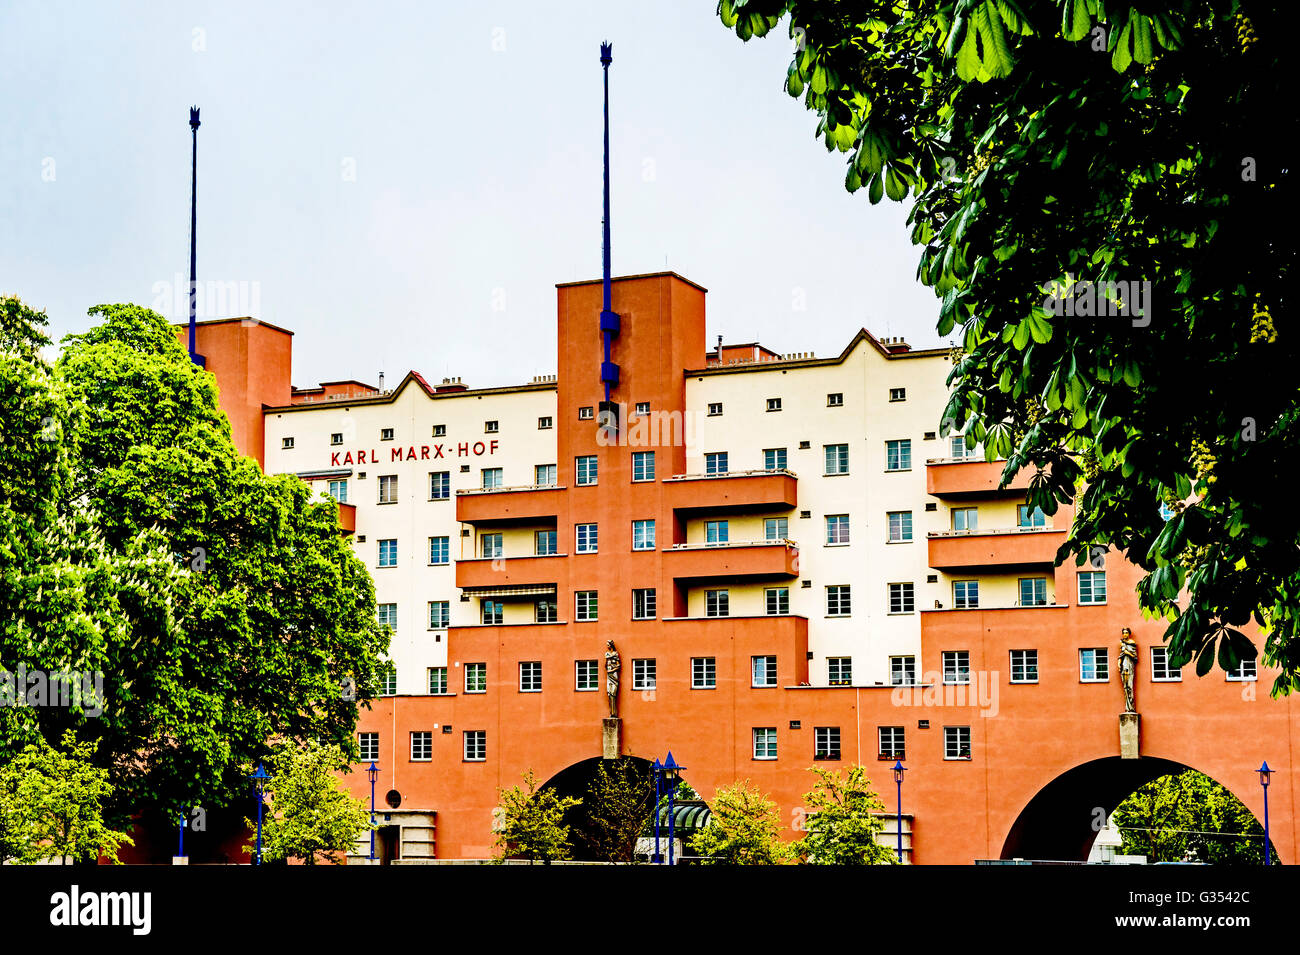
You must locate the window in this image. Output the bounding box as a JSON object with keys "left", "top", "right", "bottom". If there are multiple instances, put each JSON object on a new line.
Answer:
{"left": 578, "top": 406, "right": 594, "bottom": 420}
{"left": 632, "top": 659, "right": 656, "bottom": 691}
{"left": 465, "top": 663, "right": 487, "bottom": 693}
{"left": 378, "top": 474, "right": 398, "bottom": 504}
{"left": 885, "top": 439, "right": 912, "bottom": 471}
{"left": 943, "top": 650, "right": 971, "bottom": 685}
{"left": 1010, "top": 649, "right": 1038, "bottom": 683}
{"left": 753, "top": 727, "right": 778, "bottom": 760}
{"left": 535, "top": 464, "right": 557, "bottom": 486}
{"left": 950, "top": 435, "right": 978, "bottom": 460}
{"left": 766, "top": 397, "right": 782, "bottom": 412}
{"left": 464, "top": 730, "right": 486, "bottom": 761}
{"left": 433, "top": 424, "right": 446, "bottom": 437}
{"left": 328, "top": 479, "right": 348, "bottom": 503}
{"left": 411, "top": 731, "right": 432, "bottom": 761}
{"left": 576, "top": 660, "right": 599, "bottom": 691}
{"left": 359, "top": 732, "right": 379, "bottom": 762}
{"left": 889, "top": 387, "right": 906, "bottom": 402}
{"left": 428, "top": 600, "right": 449, "bottom": 629}
{"left": 824, "top": 443, "right": 849, "bottom": 475}
{"left": 705, "top": 452, "right": 729, "bottom": 475}
{"left": 330, "top": 432, "right": 343, "bottom": 446}
{"left": 632, "top": 588, "right": 657, "bottom": 620}
{"left": 953, "top": 580, "right": 980, "bottom": 610}
{"left": 534, "top": 529, "right": 557, "bottom": 555}
{"left": 281, "top": 437, "right": 295, "bottom": 449}
{"left": 576, "top": 456, "right": 598, "bottom": 486}
{"left": 427, "top": 536, "right": 449, "bottom": 565}
{"left": 764, "top": 517, "right": 788, "bottom": 540}
{"left": 1019, "top": 577, "right": 1048, "bottom": 607}
{"left": 888, "top": 582, "right": 915, "bottom": 614}
{"left": 887, "top": 511, "right": 913, "bottom": 542}
{"left": 632, "top": 451, "right": 655, "bottom": 482}
{"left": 951, "top": 507, "right": 978, "bottom": 531}
{"left": 376, "top": 604, "right": 397, "bottom": 633}
{"left": 1227, "top": 659, "right": 1258, "bottom": 682}
{"left": 751, "top": 656, "right": 777, "bottom": 687}
{"left": 692, "top": 657, "right": 717, "bottom": 689}
{"left": 827, "top": 393, "right": 843, "bottom": 407}
{"left": 826, "top": 514, "right": 851, "bottom": 545}
{"left": 535, "top": 599, "right": 557, "bottom": 623}
{"left": 827, "top": 585, "right": 852, "bottom": 616}
{"left": 878, "top": 726, "right": 905, "bottom": 760}
{"left": 480, "top": 533, "right": 503, "bottom": 559}
{"left": 1080, "top": 648, "right": 1109, "bottom": 682}
{"left": 481, "top": 600, "right": 503, "bottom": 625}
{"left": 377, "top": 664, "right": 397, "bottom": 696}
{"left": 707, "top": 402, "right": 723, "bottom": 416}
{"left": 429, "top": 471, "right": 450, "bottom": 500}
{"left": 705, "top": 520, "right": 729, "bottom": 544}
{"left": 890, "top": 656, "right": 917, "bottom": 686}
{"left": 519, "top": 662, "right": 542, "bottom": 692}
{"left": 944, "top": 726, "right": 972, "bottom": 760}
{"left": 705, "top": 589, "right": 730, "bottom": 618}
{"left": 1018, "top": 505, "right": 1047, "bottom": 528}
{"left": 1151, "top": 647, "right": 1182, "bottom": 682}
{"left": 538, "top": 416, "right": 553, "bottom": 430}
{"left": 428, "top": 667, "right": 448, "bottom": 694}
{"left": 576, "top": 590, "right": 598, "bottom": 621}
{"left": 380, "top": 428, "right": 395, "bottom": 441}
{"left": 827, "top": 657, "right": 852, "bottom": 686}
{"left": 765, "top": 587, "right": 789, "bottom": 616}
{"left": 576, "top": 523, "right": 598, "bottom": 554}
{"left": 1078, "top": 571, "right": 1107, "bottom": 605}
{"left": 481, "top": 468, "right": 503, "bottom": 489}
{"left": 763, "top": 448, "right": 787, "bottom": 471}
{"left": 634, "top": 401, "right": 650, "bottom": 416}
{"left": 816, "top": 726, "right": 842, "bottom": 760}
{"left": 484, "top": 420, "right": 498, "bottom": 434}
{"left": 378, "top": 539, "right": 398, "bottom": 567}
{"left": 632, "top": 520, "right": 655, "bottom": 551}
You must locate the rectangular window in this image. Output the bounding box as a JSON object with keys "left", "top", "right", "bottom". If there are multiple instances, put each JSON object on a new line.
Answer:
{"left": 538, "top": 416, "right": 553, "bottom": 430}
{"left": 889, "top": 387, "right": 906, "bottom": 402}
{"left": 576, "top": 455, "right": 598, "bottom": 486}
{"left": 519, "top": 662, "right": 542, "bottom": 692}
{"left": 705, "top": 589, "right": 730, "bottom": 618}
{"left": 1080, "top": 648, "right": 1109, "bottom": 682}
{"left": 1019, "top": 577, "right": 1048, "bottom": 607}
{"left": 766, "top": 397, "right": 782, "bottom": 412}
{"left": 377, "top": 603, "right": 397, "bottom": 632}
{"left": 578, "top": 406, "right": 594, "bottom": 420}
{"left": 763, "top": 448, "right": 787, "bottom": 471}
{"left": 943, "top": 650, "right": 971, "bottom": 685}
{"left": 480, "top": 533, "right": 503, "bottom": 559}
{"left": 576, "top": 523, "right": 598, "bottom": 554}
{"left": 534, "top": 599, "right": 557, "bottom": 623}
{"left": 359, "top": 732, "right": 379, "bottom": 762}
{"left": 751, "top": 655, "right": 777, "bottom": 687}
{"left": 890, "top": 656, "right": 917, "bottom": 686}
{"left": 765, "top": 587, "right": 789, "bottom": 616}
{"left": 328, "top": 479, "right": 348, "bottom": 503}
{"left": 534, "top": 529, "right": 557, "bottom": 555}
{"left": 428, "top": 600, "right": 449, "bottom": 629}
{"left": 816, "top": 726, "right": 842, "bottom": 760}
{"left": 705, "top": 452, "right": 729, "bottom": 475}
{"left": 827, "top": 393, "right": 843, "bottom": 407}
{"left": 632, "top": 520, "right": 656, "bottom": 551}
{"left": 953, "top": 580, "right": 980, "bottom": 610}
{"left": 464, "top": 663, "right": 487, "bottom": 693}
{"left": 945, "top": 726, "right": 972, "bottom": 760}
{"left": 378, "top": 539, "right": 398, "bottom": 567}
{"left": 481, "top": 468, "right": 503, "bottom": 489}
{"left": 429, "top": 471, "right": 450, "bottom": 500}
{"left": 885, "top": 440, "right": 912, "bottom": 471}
{"left": 878, "top": 726, "right": 905, "bottom": 760}
{"left": 951, "top": 435, "right": 978, "bottom": 460}
{"left": 764, "top": 517, "right": 788, "bottom": 541}
{"left": 692, "top": 657, "right": 717, "bottom": 689}
{"left": 824, "top": 443, "right": 849, "bottom": 475}
{"left": 1010, "top": 649, "right": 1038, "bottom": 684}
{"left": 480, "top": 600, "right": 503, "bottom": 625}
{"left": 825, "top": 514, "right": 851, "bottom": 545}
{"left": 634, "top": 401, "right": 650, "bottom": 416}
{"left": 707, "top": 402, "right": 723, "bottom": 416}
{"left": 464, "top": 730, "right": 486, "bottom": 761}
{"left": 377, "top": 664, "right": 397, "bottom": 696}
{"left": 428, "top": 667, "right": 448, "bottom": 694}
{"left": 380, "top": 428, "right": 394, "bottom": 441}
{"left": 410, "top": 731, "right": 432, "bottom": 761}
{"left": 827, "top": 585, "right": 852, "bottom": 617}
{"left": 753, "top": 727, "right": 778, "bottom": 760}
{"left": 1227, "top": 659, "right": 1258, "bottom": 682}
{"left": 282, "top": 437, "right": 295, "bottom": 449}
{"left": 887, "top": 511, "right": 913, "bottom": 542}
{"left": 330, "top": 432, "right": 343, "bottom": 446}
{"left": 827, "top": 657, "right": 852, "bottom": 686}
{"left": 378, "top": 474, "right": 398, "bottom": 503}
{"left": 484, "top": 420, "right": 499, "bottom": 433}
{"left": 575, "top": 660, "right": 599, "bottom": 691}
{"left": 888, "top": 582, "right": 915, "bottom": 614}
{"left": 1018, "top": 505, "right": 1047, "bottom": 528}
{"left": 433, "top": 424, "right": 446, "bottom": 437}
{"left": 632, "top": 451, "right": 655, "bottom": 482}
{"left": 632, "top": 658, "right": 656, "bottom": 691}
{"left": 951, "top": 507, "right": 978, "bottom": 531}
{"left": 576, "top": 590, "right": 598, "bottom": 621}
{"left": 1151, "top": 647, "right": 1182, "bottom": 682}
{"left": 1078, "top": 571, "right": 1107, "bottom": 605}
{"left": 632, "top": 588, "right": 657, "bottom": 620}
{"left": 705, "top": 520, "right": 729, "bottom": 544}
{"left": 534, "top": 464, "right": 556, "bottom": 486}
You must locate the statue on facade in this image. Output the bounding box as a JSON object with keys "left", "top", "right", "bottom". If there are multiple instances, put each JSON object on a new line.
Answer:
{"left": 605, "top": 640, "right": 621, "bottom": 719}
{"left": 1119, "top": 628, "right": 1138, "bottom": 713}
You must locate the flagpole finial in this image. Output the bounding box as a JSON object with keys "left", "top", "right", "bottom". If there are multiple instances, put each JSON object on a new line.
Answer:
{"left": 600, "top": 41, "right": 612, "bottom": 64}
{"left": 189, "top": 106, "right": 201, "bottom": 130}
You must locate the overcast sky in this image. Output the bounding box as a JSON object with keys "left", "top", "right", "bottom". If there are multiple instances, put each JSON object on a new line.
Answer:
{"left": 1, "top": 0, "right": 947, "bottom": 390}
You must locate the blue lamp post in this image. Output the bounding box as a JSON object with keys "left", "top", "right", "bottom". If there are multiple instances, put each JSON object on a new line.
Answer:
{"left": 652, "top": 758, "right": 663, "bottom": 864}
{"left": 249, "top": 761, "right": 270, "bottom": 865}
{"left": 892, "top": 760, "right": 907, "bottom": 864}
{"left": 1258, "top": 762, "right": 1273, "bottom": 865}
{"left": 662, "top": 752, "right": 684, "bottom": 866}
{"left": 367, "top": 762, "right": 380, "bottom": 862}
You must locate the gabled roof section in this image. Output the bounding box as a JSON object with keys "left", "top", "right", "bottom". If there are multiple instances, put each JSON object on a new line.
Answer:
{"left": 687, "top": 327, "right": 948, "bottom": 377}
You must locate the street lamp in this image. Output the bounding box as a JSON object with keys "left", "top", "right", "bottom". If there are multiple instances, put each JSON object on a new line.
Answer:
{"left": 662, "top": 752, "right": 685, "bottom": 866}
{"left": 1258, "top": 761, "right": 1273, "bottom": 866}
{"left": 892, "top": 760, "right": 907, "bottom": 864}
{"left": 249, "top": 761, "right": 270, "bottom": 866}
{"left": 651, "top": 758, "right": 663, "bottom": 864}
{"left": 367, "top": 762, "right": 380, "bottom": 862}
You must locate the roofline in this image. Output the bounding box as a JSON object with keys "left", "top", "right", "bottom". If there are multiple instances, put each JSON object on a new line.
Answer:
{"left": 555, "top": 271, "right": 708, "bottom": 293}
{"left": 171, "top": 316, "right": 295, "bottom": 337}
{"left": 264, "top": 376, "right": 556, "bottom": 414}
{"left": 687, "top": 328, "right": 949, "bottom": 376}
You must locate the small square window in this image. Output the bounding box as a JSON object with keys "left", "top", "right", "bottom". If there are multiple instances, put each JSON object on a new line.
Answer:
{"left": 330, "top": 433, "right": 343, "bottom": 446}
{"left": 1080, "top": 648, "right": 1109, "bottom": 682}
{"left": 578, "top": 406, "right": 594, "bottom": 420}
{"left": 485, "top": 420, "right": 499, "bottom": 433}
{"left": 827, "top": 393, "right": 843, "bottom": 407}
{"left": 281, "top": 437, "right": 295, "bottom": 449}
{"left": 889, "top": 387, "right": 906, "bottom": 402}
{"left": 766, "top": 397, "right": 782, "bottom": 412}
{"left": 1010, "top": 649, "right": 1038, "bottom": 683}
{"left": 380, "top": 428, "right": 394, "bottom": 441}
{"left": 707, "top": 402, "right": 723, "bottom": 416}
{"left": 538, "top": 416, "right": 553, "bottom": 430}
{"left": 634, "top": 401, "right": 650, "bottom": 416}
{"left": 433, "top": 424, "right": 446, "bottom": 437}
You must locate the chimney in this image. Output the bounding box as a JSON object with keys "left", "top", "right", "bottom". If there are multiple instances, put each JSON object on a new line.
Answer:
{"left": 378, "top": 371, "right": 386, "bottom": 392}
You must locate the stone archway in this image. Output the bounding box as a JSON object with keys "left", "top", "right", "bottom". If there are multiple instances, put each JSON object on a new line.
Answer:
{"left": 539, "top": 756, "right": 659, "bottom": 861}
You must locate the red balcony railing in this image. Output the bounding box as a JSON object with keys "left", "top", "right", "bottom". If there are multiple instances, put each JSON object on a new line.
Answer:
{"left": 455, "top": 485, "right": 564, "bottom": 525}
{"left": 927, "top": 527, "right": 1066, "bottom": 571}
{"left": 663, "top": 469, "right": 797, "bottom": 515}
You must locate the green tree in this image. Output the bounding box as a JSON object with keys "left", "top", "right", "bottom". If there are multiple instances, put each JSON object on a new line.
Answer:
{"left": 493, "top": 769, "right": 582, "bottom": 863}
{"left": 0, "top": 731, "right": 132, "bottom": 864}
{"left": 717, "top": 2, "right": 1295, "bottom": 690}
{"left": 796, "top": 765, "right": 896, "bottom": 865}
{"left": 246, "top": 739, "right": 373, "bottom": 865}
{"left": 690, "top": 780, "right": 791, "bottom": 865}
{"left": 1112, "top": 769, "right": 1269, "bottom": 864}
{"left": 580, "top": 757, "right": 656, "bottom": 862}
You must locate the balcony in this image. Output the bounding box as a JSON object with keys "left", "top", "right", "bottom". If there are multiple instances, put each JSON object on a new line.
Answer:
{"left": 926, "top": 458, "right": 1032, "bottom": 499}
{"left": 663, "top": 469, "right": 798, "bottom": 515}
{"left": 927, "top": 527, "right": 1066, "bottom": 572}
{"left": 455, "top": 484, "right": 564, "bottom": 525}
{"left": 662, "top": 540, "right": 800, "bottom": 582}
{"left": 455, "top": 554, "right": 564, "bottom": 593}
{"left": 337, "top": 501, "right": 356, "bottom": 535}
